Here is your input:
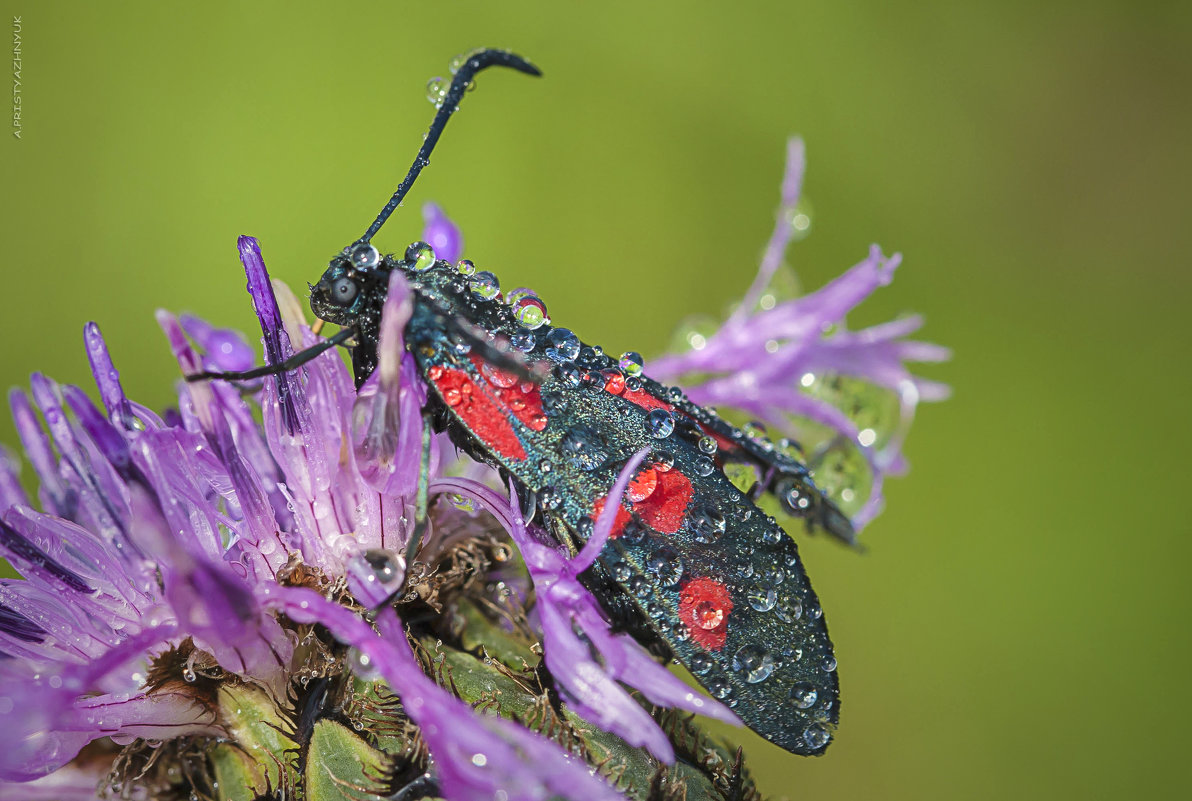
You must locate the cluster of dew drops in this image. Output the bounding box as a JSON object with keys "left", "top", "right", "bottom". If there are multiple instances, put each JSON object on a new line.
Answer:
{"left": 425, "top": 51, "right": 483, "bottom": 110}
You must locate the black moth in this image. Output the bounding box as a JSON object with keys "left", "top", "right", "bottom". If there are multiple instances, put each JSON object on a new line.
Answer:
{"left": 191, "top": 48, "right": 854, "bottom": 756}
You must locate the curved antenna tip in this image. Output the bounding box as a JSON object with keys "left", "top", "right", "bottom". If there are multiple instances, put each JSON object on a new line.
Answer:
{"left": 361, "top": 48, "right": 543, "bottom": 243}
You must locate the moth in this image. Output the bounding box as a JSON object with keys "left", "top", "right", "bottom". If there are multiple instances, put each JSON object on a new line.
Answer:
{"left": 192, "top": 48, "right": 851, "bottom": 755}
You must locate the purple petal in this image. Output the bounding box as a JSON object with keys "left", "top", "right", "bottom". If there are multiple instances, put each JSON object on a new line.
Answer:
{"left": 0, "top": 446, "right": 30, "bottom": 514}
{"left": 353, "top": 272, "right": 425, "bottom": 502}
{"left": 422, "top": 202, "right": 464, "bottom": 263}
{"left": 238, "top": 236, "right": 309, "bottom": 435}
{"left": 731, "top": 136, "right": 806, "bottom": 326}
{"left": 573, "top": 448, "right": 650, "bottom": 573}
{"left": 8, "top": 389, "right": 71, "bottom": 518}
{"left": 180, "top": 314, "right": 257, "bottom": 374}
{"left": 83, "top": 322, "right": 139, "bottom": 430}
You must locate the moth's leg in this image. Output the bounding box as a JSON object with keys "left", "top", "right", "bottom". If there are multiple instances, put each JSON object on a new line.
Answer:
{"left": 404, "top": 412, "right": 435, "bottom": 565}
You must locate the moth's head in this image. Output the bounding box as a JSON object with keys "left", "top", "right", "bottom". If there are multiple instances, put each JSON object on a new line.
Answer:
{"left": 309, "top": 241, "right": 384, "bottom": 325}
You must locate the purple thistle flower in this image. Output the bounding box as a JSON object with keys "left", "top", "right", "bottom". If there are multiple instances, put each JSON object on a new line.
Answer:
{"left": 649, "top": 139, "right": 949, "bottom": 529}
{"left": 0, "top": 150, "right": 944, "bottom": 798}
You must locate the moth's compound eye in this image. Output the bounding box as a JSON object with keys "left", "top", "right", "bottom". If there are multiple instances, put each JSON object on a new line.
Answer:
{"left": 331, "top": 277, "right": 358, "bottom": 306}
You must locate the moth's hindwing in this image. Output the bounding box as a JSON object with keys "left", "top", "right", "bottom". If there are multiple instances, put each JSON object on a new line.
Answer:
{"left": 407, "top": 260, "right": 840, "bottom": 755}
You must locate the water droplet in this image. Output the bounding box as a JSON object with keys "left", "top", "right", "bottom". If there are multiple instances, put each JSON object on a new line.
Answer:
{"left": 742, "top": 421, "right": 767, "bottom": 440}
{"left": 811, "top": 440, "right": 872, "bottom": 516}
{"left": 691, "top": 506, "right": 726, "bottom": 544}
{"left": 556, "top": 363, "right": 582, "bottom": 388}
{"left": 618, "top": 351, "right": 644, "bottom": 377}
{"left": 347, "top": 548, "right": 407, "bottom": 608}
{"left": 821, "top": 655, "right": 837, "bottom": 672}
{"left": 455, "top": 258, "right": 476, "bottom": 276}
{"left": 644, "top": 409, "right": 675, "bottom": 439}
{"left": 513, "top": 296, "right": 549, "bottom": 329}
{"left": 349, "top": 649, "right": 379, "bottom": 680}
{"left": 539, "top": 459, "right": 553, "bottom": 473}
{"left": 652, "top": 450, "right": 675, "bottom": 472}
{"left": 349, "top": 242, "right": 380, "bottom": 270}
{"left": 698, "top": 435, "right": 718, "bottom": 455}
{"left": 762, "top": 565, "right": 785, "bottom": 585}
{"left": 778, "top": 479, "right": 814, "bottom": 517}
{"left": 646, "top": 545, "right": 683, "bottom": 586}
{"left": 777, "top": 593, "right": 805, "bottom": 624}
{"left": 690, "top": 653, "right": 714, "bottom": 675}
{"left": 732, "top": 644, "right": 775, "bottom": 683}
{"left": 785, "top": 198, "right": 814, "bottom": 242}
{"left": 694, "top": 600, "right": 725, "bottom": 630}
{"left": 627, "top": 467, "right": 658, "bottom": 502}
{"left": 426, "top": 76, "right": 448, "bottom": 107}
{"left": 471, "top": 753, "right": 488, "bottom": 767}
{"left": 603, "top": 370, "right": 626, "bottom": 395}
{"left": 802, "top": 723, "right": 831, "bottom": 750}
{"left": 612, "top": 561, "right": 632, "bottom": 582}
{"left": 560, "top": 425, "right": 608, "bottom": 471}
{"left": 511, "top": 331, "right": 536, "bottom": 352}
{"left": 748, "top": 585, "right": 777, "bottom": 612}
{"left": 706, "top": 674, "right": 733, "bottom": 699}
{"left": 446, "top": 493, "right": 476, "bottom": 512}
{"left": 579, "top": 345, "right": 604, "bottom": 366}
{"left": 537, "top": 486, "right": 561, "bottom": 511}
{"left": 694, "top": 456, "right": 715, "bottom": 477}
{"left": 406, "top": 241, "right": 436, "bottom": 271}
{"left": 806, "top": 373, "right": 900, "bottom": 445}
{"left": 790, "top": 681, "right": 818, "bottom": 709}
{"left": 544, "top": 328, "right": 580, "bottom": 362}
{"left": 468, "top": 270, "right": 500, "bottom": 300}
{"left": 621, "top": 519, "right": 648, "bottom": 546}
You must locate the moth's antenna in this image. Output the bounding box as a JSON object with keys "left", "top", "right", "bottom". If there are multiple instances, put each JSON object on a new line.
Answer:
{"left": 361, "top": 49, "right": 541, "bottom": 243}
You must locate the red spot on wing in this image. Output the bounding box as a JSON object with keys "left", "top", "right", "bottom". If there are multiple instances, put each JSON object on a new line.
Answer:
{"left": 619, "top": 386, "right": 673, "bottom": 413}
{"left": 430, "top": 366, "right": 526, "bottom": 461}
{"left": 469, "top": 355, "right": 547, "bottom": 432}
{"left": 593, "top": 467, "right": 693, "bottom": 538}
{"left": 679, "top": 577, "right": 733, "bottom": 651}
{"left": 638, "top": 469, "right": 691, "bottom": 534}
{"left": 592, "top": 497, "right": 633, "bottom": 539}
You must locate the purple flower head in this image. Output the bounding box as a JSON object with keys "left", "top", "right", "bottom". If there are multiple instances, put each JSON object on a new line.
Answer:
{"left": 650, "top": 138, "right": 949, "bottom": 529}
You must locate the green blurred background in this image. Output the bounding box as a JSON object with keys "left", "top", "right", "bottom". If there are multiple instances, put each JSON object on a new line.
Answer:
{"left": 2, "top": 2, "right": 1190, "bottom": 799}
